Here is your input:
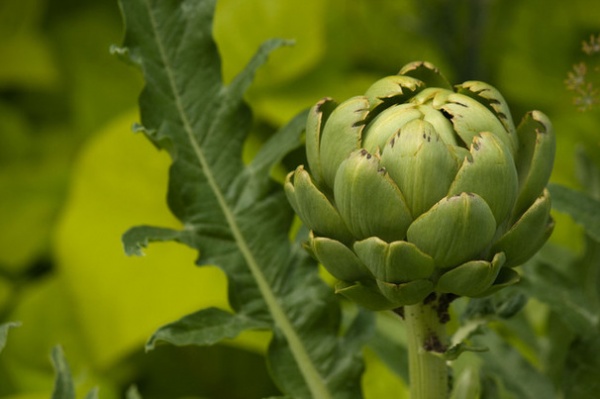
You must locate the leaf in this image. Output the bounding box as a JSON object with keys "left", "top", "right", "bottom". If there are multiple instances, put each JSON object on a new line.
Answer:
{"left": 50, "top": 346, "right": 99, "bottom": 399}
{"left": 50, "top": 346, "right": 75, "bottom": 399}
{"left": 118, "top": 0, "right": 371, "bottom": 398}
{"left": 145, "top": 307, "right": 270, "bottom": 350}
{"left": 548, "top": 183, "right": 600, "bottom": 242}
{"left": 55, "top": 112, "right": 230, "bottom": 369}
{"left": 563, "top": 333, "right": 600, "bottom": 399}
{"left": 0, "top": 321, "right": 21, "bottom": 354}
{"left": 475, "top": 332, "right": 556, "bottom": 399}
{"left": 521, "top": 254, "right": 599, "bottom": 337}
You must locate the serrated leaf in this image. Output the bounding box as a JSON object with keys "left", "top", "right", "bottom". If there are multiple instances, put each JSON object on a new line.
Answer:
{"left": 522, "top": 258, "right": 599, "bottom": 337}
{"left": 475, "top": 332, "right": 556, "bottom": 399}
{"left": 563, "top": 333, "right": 600, "bottom": 399}
{"left": 118, "top": 0, "right": 371, "bottom": 398}
{"left": 548, "top": 183, "right": 600, "bottom": 242}
{"left": 0, "top": 321, "right": 21, "bottom": 354}
{"left": 145, "top": 307, "right": 270, "bottom": 351}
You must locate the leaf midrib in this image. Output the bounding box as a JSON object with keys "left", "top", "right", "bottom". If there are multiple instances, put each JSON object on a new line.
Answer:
{"left": 142, "top": 2, "right": 332, "bottom": 398}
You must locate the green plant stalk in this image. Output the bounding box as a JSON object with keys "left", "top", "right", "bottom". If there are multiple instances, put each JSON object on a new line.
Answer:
{"left": 404, "top": 300, "right": 449, "bottom": 399}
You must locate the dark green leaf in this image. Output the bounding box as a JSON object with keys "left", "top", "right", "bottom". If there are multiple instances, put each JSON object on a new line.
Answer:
{"left": 522, "top": 257, "right": 599, "bottom": 337}
{"left": 145, "top": 307, "right": 270, "bottom": 351}
{"left": 548, "top": 183, "right": 600, "bottom": 242}
{"left": 563, "top": 333, "right": 600, "bottom": 399}
{"left": 0, "top": 321, "right": 21, "bottom": 354}
{"left": 118, "top": 0, "right": 371, "bottom": 397}
{"left": 475, "top": 332, "right": 556, "bottom": 399}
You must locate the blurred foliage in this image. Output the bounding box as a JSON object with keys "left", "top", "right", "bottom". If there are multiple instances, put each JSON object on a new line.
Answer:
{"left": 0, "top": 0, "right": 599, "bottom": 398}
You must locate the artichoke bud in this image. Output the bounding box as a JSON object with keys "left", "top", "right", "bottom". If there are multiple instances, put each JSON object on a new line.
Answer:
{"left": 287, "top": 61, "right": 556, "bottom": 306}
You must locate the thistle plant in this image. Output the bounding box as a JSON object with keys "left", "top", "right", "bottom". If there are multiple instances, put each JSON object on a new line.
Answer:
{"left": 285, "top": 61, "right": 556, "bottom": 399}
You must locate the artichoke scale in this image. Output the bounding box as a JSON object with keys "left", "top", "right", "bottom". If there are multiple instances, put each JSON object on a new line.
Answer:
{"left": 353, "top": 236, "right": 434, "bottom": 283}
{"left": 513, "top": 111, "right": 555, "bottom": 217}
{"left": 376, "top": 279, "right": 434, "bottom": 306}
{"left": 447, "top": 132, "right": 519, "bottom": 224}
{"left": 406, "top": 192, "right": 497, "bottom": 269}
{"left": 306, "top": 98, "right": 337, "bottom": 187}
{"left": 380, "top": 119, "right": 460, "bottom": 218}
{"left": 335, "top": 280, "right": 397, "bottom": 311}
{"left": 398, "top": 61, "right": 453, "bottom": 90}
{"left": 284, "top": 167, "right": 353, "bottom": 243}
{"left": 310, "top": 234, "right": 371, "bottom": 282}
{"left": 436, "top": 92, "right": 516, "bottom": 157}
{"left": 333, "top": 149, "right": 413, "bottom": 242}
{"left": 436, "top": 252, "right": 506, "bottom": 297}
{"left": 456, "top": 81, "right": 518, "bottom": 145}
{"left": 492, "top": 189, "right": 554, "bottom": 268}
{"left": 319, "top": 96, "right": 370, "bottom": 189}
{"left": 362, "top": 103, "right": 421, "bottom": 153}
{"left": 364, "top": 75, "right": 424, "bottom": 110}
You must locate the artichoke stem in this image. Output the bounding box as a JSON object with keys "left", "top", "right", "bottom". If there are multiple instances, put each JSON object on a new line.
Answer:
{"left": 403, "top": 296, "right": 450, "bottom": 399}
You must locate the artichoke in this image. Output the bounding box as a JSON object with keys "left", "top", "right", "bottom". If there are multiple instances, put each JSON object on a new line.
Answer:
{"left": 285, "top": 61, "right": 555, "bottom": 310}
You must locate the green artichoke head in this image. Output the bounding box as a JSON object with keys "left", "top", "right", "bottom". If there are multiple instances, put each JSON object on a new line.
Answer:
{"left": 285, "top": 61, "right": 555, "bottom": 310}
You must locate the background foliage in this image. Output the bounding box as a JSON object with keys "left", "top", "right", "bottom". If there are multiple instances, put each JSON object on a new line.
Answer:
{"left": 0, "top": 0, "right": 599, "bottom": 398}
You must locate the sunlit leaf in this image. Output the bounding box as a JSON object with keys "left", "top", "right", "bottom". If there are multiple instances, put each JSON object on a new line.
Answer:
{"left": 54, "top": 112, "right": 230, "bottom": 369}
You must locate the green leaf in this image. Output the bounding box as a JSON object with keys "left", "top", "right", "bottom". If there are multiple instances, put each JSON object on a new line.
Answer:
{"left": 563, "top": 333, "right": 600, "bottom": 399}
{"left": 548, "top": 183, "right": 600, "bottom": 242}
{"left": 146, "top": 307, "right": 270, "bottom": 351}
{"left": 50, "top": 346, "right": 75, "bottom": 399}
{"left": 475, "top": 332, "right": 556, "bottom": 399}
{"left": 118, "top": 1, "right": 371, "bottom": 398}
{"left": 522, "top": 253, "right": 599, "bottom": 337}
{"left": 0, "top": 321, "right": 21, "bottom": 354}
{"left": 50, "top": 346, "right": 99, "bottom": 399}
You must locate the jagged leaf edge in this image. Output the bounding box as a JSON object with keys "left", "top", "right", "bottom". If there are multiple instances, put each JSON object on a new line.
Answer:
{"left": 117, "top": 1, "right": 372, "bottom": 398}
{"left": 145, "top": 307, "right": 270, "bottom": 351}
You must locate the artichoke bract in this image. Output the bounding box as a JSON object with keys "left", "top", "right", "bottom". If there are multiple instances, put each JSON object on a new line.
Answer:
{"left": 285, "top": 61, "right": 555, "bottom": 310}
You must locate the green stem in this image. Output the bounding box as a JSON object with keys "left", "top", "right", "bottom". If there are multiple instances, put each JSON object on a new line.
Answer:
{"left": 404, "top": 298, "right": 449, "bottom": 399}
